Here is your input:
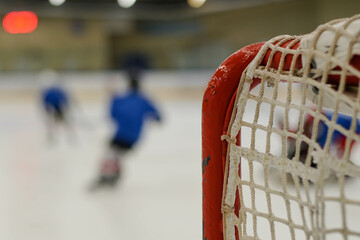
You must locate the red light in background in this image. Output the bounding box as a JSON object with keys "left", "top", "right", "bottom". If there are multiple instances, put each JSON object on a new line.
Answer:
{"left": 2, "top": 11, "right": 38, "bottom": 34}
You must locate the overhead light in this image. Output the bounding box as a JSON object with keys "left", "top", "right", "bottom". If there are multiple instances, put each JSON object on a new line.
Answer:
{"left": 187, "top": 0, "right": 206, "bottom": 8}
{"left": 2, "top": 11, "right": 38, "bottom": 34}
{"left": 117, "top": 0, "right": 136, "bottom": 8}
{"left": 49, "top": 0, "right": 66, "bottom": 6}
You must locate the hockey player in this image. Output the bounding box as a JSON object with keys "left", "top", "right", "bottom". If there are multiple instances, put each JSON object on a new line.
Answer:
{"left": 40, "top": 70, "right": 72, "bottom": 143}
{"left": 91, "top": 71, "right": 161, "bottom": 189}
{"left": 282, "top": 109, "right": 360, "bottom": 168}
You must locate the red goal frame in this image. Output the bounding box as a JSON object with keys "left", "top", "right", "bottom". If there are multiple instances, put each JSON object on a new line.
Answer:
{"left": 202, "top": 42, "right": 264, "bottom": 240}
{"left": 202, "top": 38, "right": 313, "bottom": 239}
{"left": 202, "top": 33, "right": 360, "bottom": 240}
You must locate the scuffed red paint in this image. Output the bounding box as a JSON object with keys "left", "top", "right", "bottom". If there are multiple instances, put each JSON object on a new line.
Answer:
{"left": 202, "top": 40, "right": 307, "bottom": 240}
{"left": 202, "top": 42, "right": 264, "bottom": 240}
{"left": 202, "top": 35, "right": 360, "bottom": 240}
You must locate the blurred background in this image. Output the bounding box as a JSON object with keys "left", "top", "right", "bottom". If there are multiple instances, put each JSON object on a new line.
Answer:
{"left": 0, "top": 0, "right": 358, "bottom": 239}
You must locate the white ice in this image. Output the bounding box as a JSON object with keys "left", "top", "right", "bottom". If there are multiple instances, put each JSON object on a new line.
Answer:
{"left": 0, "top": 74, "right": 204, "bottom": 240}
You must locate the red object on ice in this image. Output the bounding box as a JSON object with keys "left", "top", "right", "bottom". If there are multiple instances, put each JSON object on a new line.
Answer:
{"left": 202, "top": 42, "right": 264, "bottom": 240}
{"left": 202, "top": 36, "right": 360, "bottom": 240}
{"left": 261, "top": 39, "right": 302, "bottom": 70}
{"left": 2, "top": 11, "right": 38, "bottom": 34}
{"left": 202, "top": 39, "right": 303, "bottom": 239}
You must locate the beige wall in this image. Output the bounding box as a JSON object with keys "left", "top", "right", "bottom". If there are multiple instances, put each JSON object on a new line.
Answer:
{"left": 0, "top": 18, "right": 108, "bottom": 71}
{"left": 0, "top": 0, "right": 358, "bottom": 71}
{"left": 112, "top": 0, "right": 360, "bottom": 69}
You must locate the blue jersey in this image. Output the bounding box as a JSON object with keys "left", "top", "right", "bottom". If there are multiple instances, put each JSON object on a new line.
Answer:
{"left": 316, "top": 110, "right": 360, "bottom": 148}
{"left": 110, "top": 91, "right": 161, "bottom": 145}
{"left": 42, "top": 86, "right": 69, "bottom": 111}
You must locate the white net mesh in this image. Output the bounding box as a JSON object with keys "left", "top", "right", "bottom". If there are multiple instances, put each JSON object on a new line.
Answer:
{"left": 222, "top": 15, "right": 360, "bottom": 240}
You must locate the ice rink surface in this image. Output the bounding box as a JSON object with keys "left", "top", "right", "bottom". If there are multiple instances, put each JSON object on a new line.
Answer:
{"left": 0, "top": 86, "right": 203, "bottom": 240}
{"left": 4, "top": 72, "right": 360, "bottom": 240}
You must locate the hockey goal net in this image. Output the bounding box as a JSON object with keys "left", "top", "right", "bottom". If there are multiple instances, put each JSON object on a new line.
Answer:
{"left": 202, "top": 15, "right": 360, "bottom": 240}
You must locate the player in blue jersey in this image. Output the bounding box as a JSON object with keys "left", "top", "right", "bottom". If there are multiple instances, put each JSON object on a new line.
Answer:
{"left": 313, "top": 110, "right": 360, "bottom": 160}
{"left": 282, "top": 109, "right": 360, "bottom": 168}
{"left": 42, "top": 85, "right": 69, "bottom": 122}
{"left": 39, "top": 70, "right": 72, "bottom": 143}
{"left": 91, "top": 71, "right": 161, "bottom": 189}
